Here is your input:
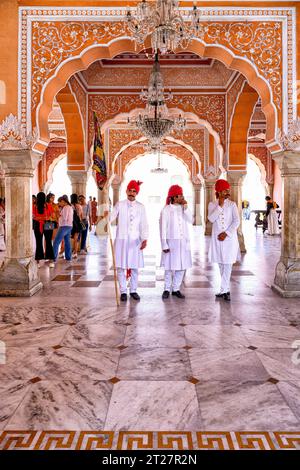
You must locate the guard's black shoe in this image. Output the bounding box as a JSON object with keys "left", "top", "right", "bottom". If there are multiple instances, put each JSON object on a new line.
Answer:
{"left": 223, "top": 292, "right": 231, "bottom": 302}
{"left": 172, "top": 290, "right": 185, "bottom": 299}
{"left": 162, "top": 290, "right": 170, "bottom": 299}
{"left": 215, "top": 292, "right": 224, "bottom": 298}
{"left": 130, "top": 292, "right": 140, "bottom": 301}
{"left": 120, "top": 293, "right": 127, "bottom": 302}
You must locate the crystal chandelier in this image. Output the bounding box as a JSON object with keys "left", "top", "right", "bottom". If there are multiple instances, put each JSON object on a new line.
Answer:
{"left": 150, "top": 145, "right": 168, "bottom": 173}
{"left": 128, "top": 54, "right": 186, "bottom": 146}
{"left": 126, "top": 0, "right": 201, "bottom": 55}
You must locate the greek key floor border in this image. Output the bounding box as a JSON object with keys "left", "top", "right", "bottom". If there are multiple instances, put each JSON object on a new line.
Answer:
{"left": 0, "top": 431, "right": 299, "bottom": 450}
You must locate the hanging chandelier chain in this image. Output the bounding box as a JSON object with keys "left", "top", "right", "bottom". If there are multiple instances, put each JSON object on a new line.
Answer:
{"left": 128, "top": 53, "right": 186, "bottom": 147}
{"left": 126, "top": 0, "right": 202, "bottom": 55}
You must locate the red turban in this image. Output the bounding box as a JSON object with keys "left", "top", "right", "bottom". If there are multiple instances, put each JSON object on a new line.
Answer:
{"left": 215, "top": 179, "right": 230, "bottom": 192}
{"left": 127, "top": 180, "right": 143, "bottom": 194}
{"left": 166, "top": 185, "right": 183, "bottom": 204}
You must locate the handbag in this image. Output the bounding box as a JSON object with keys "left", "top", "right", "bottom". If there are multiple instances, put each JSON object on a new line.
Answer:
{"left": 44, "top": 220, "right": 55, "bottom": 231}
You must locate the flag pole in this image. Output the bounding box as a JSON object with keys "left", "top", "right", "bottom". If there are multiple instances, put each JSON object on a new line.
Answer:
{"left": 104, "top": 186, "right": 120, "bottom": 308}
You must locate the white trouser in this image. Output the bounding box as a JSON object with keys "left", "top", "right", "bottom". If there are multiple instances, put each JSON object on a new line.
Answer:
{"left": 164, "top": 270, "right": 185, "bottom": 292}
{"left": 117, "top": 268, "right": 138, "bottom": 294}
{"left": 218, "top": 263, "right": 233, "bottom": 293}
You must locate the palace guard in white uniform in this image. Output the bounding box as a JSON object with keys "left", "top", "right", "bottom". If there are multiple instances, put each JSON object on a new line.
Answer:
{"left": 208, "top": 179, "right": 240, "bottom": 301}
{"left": 160, "top": 185, "right": 193, "bottom": 299}
{"left": 109, "top": 180, "right": 149, "bottom": 302}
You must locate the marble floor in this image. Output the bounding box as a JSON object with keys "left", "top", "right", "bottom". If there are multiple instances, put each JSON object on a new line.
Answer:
{"left": 0, "top": 222, "right": 300, "bottom": 450}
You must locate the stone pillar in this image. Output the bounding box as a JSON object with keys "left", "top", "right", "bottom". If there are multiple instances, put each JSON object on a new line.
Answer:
{"left": 0, "top": 174, "right": 4, "bottom": 198}
{"left": 267, "top": 181, "right": 274, "bottom": 198}
{"left": 272, "top": 151, "right": 300, "bottom": 297}
{"left": 67, "top": 170, "right": 88, "bottom": 197}
{"left": 193, "top": 183, "right": 202, "bottom": 226}
{"left": 227, "top": 171, "right": 246, "bottom": 253}
{"left": 204, "top": 179, "right": 216, "bottom": 235}
{"left": 0, "top": 150, "right": 43, "bottom": 296}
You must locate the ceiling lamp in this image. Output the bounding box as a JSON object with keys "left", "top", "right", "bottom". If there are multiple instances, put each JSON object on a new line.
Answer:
{"left": 126, "top": 0, "right": 201, "bottom": 55}
{"left": 128, "top": 54, "right": 186, "bottom": 147}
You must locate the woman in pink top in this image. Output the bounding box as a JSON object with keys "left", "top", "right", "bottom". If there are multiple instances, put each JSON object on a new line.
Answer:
{"left": 53, "top": 195, "right": 73, "bottom": 261}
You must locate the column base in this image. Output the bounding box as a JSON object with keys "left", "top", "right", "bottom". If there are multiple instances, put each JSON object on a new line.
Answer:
{"left": 272, "top": 260, "right": 300, "bottom": 298}
{"left": 0, "top": 258, "right": 43, "bottom": 297}
{"left": 238, "top": 232, "right": 246, "bottom": 253}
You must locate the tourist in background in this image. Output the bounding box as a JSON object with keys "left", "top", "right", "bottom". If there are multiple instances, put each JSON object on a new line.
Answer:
{"left": 79, "top": 194, "right": 91, "bottom": 253}
{"left": 265, "top": 196, "right": 280, "bottom": 235}
{"left": 91, "top": 197, "right": 98, "bottom": 227}
{"left": 46, "top": 193, "right": 60, "bottom": 239}
{"left": 32, "top": 191, "right": 55, "bottom": 267}
{"left": 53, "top": 195, "right": 73, "bottom": 262}
{"left": 70, "top": 193, "right": 83, "bottom": 258}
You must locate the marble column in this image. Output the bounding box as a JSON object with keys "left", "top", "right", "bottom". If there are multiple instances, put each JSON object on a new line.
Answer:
{"left": 0, "top": 150, "right": 43, "bottom": 296}
{"left": 267, "top": 181, "right": 274, "bottom": 198}
{"left": 227, "top": 171, "right": 246, "bottom": 253}
{"left": 272, "top": 151, "right": 300, "bottom": 297}
{"left": 0, "top": 169, "right": 4, "bottom": 198}
{"left": 203, "top": 180, "right": 216, "bottom": 236}
{"left": 67, "top": 170, "right": 88, "bottom": 197}
{"left": 193, "top": 183, "right": 202, "bottom": 226}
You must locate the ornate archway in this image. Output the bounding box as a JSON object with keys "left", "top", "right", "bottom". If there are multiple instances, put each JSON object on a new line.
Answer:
{"left": 18, "top": 7, "right": 296, "bottom": 157}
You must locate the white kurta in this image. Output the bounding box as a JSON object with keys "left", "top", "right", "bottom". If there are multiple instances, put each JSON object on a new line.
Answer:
{"left": 208, "top": 199, "right": 240, "bottom": 264}
{"left": 110, "top": 199, "right": 149, "bottom": 269}
{"left": 160, "top": 204, "right": 193, "bottom": 270}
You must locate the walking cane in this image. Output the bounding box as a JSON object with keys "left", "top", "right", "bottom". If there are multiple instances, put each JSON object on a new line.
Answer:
{"left": 103, "top": 187, "right": 120, "bottom": 307}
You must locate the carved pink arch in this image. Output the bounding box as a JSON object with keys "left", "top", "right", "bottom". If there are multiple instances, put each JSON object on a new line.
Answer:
{"left": 34, "top": 38, "right": 278, "bottom": 155}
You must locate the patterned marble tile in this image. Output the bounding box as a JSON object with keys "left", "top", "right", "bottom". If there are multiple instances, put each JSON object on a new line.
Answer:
{"left": 40, "top": 347, "right": 120, "bottom": 381}
{"left": 181, "top": 305, "right": 234, "bottom": 325}
{"left": 0, "top": 324, "right": 12, "bottom": 339}
{"left": 61, "top": 323, "right": 126, "bottom": 349}
{"left": 51, "top": 275, "right": 82, "bottom": 282}
{"left": 183, "top": 282, "right": 212, "bottom": 288}
{"left": 117, "top": 347, "right": 191, "bottom": 380}
{"left": 78, "top": 306, "right": 129, "bottom": 325}
{"left": 71, "top": 281, "right": 102, "bottom": 288}
{"left": 196, "top": 381, "right": 300, "bottom": 431}
{"left": 104, "top": 381, "right": 202, "bottom": 431}
{"left": 189, "top": 349, "right": 269, "bottom": 382}
{"left": 276, "top": 381, "right": 300, "bottom": 421}
{"left": 128, "top": 304, "right": 182, "bottom": 325}
{"left": 184, "top": 325, "right": 250, "bottom": 349}
{"left": 0, "top": 306, "right": 82, "bottom": 325}
{"left": 240, "top": 325, "right": 300, "bottom": 349}
{"left": 124, "top": 324, "right": 186, "bottom": 348}
{"left": 0, "top": 346, "right": 54, "bottom": 381}
{"left": 230, "top": 306, "right": 290, "bottom": 326}
{"left": 0, "top": 381, "right": 30, "bottom": 430}
{"left": 2, "top": 324, "right": 70, "bottom": 349}
{"left": 256, "top": 349, "right": 300, "bottom": 382}
{"left": 5, "top": 380, "right": 113, "bottom": 430}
